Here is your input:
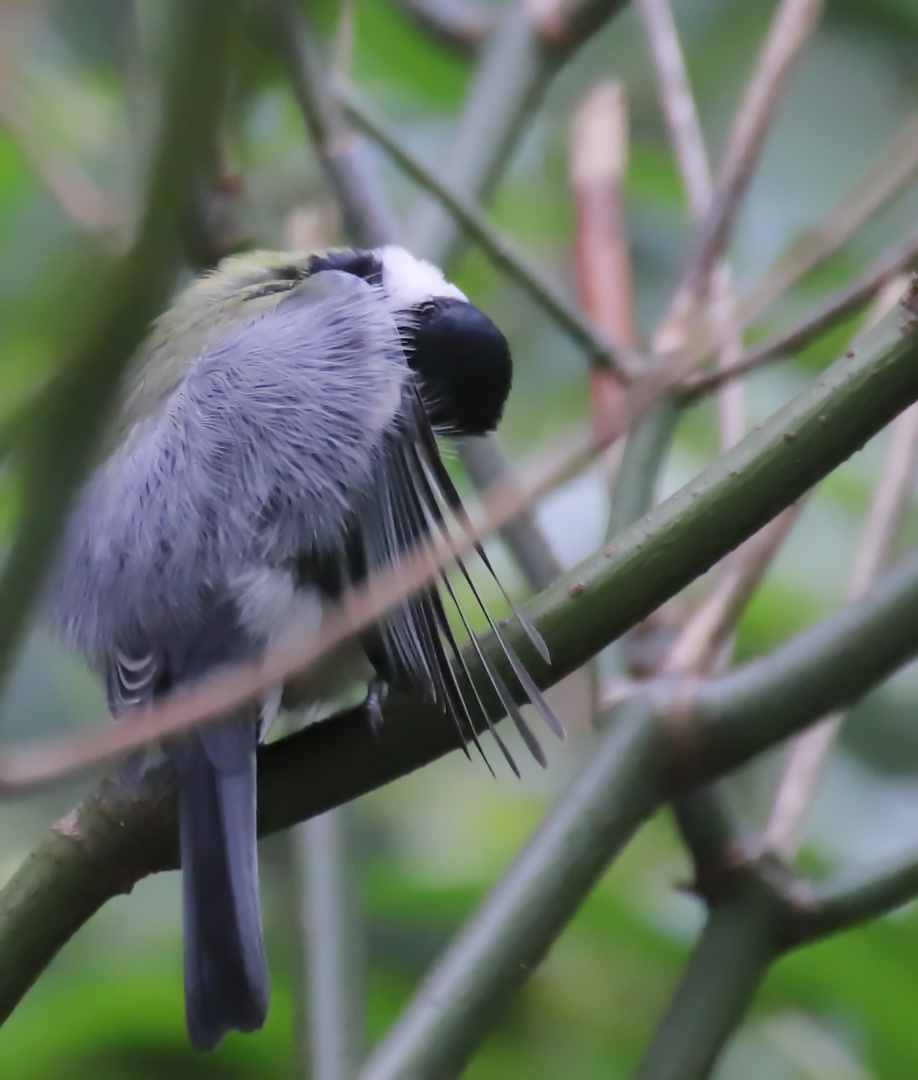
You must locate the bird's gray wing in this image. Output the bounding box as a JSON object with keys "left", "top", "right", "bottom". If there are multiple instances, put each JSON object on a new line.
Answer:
{"left": 53, "top": 269, "right": 407, "bottom": 670}
{"left": 357, "top": 383, "right": 563, "bottom": 773}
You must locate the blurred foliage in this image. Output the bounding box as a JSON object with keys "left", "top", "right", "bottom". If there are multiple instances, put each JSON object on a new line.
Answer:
{"left": 1, "top": 0, "right": 918, "bottom": 1077}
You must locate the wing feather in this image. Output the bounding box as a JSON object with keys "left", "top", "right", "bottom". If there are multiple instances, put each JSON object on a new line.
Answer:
{"left": 356, "top": 381, "right": 563, "bottom": 771}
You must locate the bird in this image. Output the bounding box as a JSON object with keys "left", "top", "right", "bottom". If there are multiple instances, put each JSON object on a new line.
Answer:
{"left": 51, "top": 244, "right": 562, "bottom": 1051}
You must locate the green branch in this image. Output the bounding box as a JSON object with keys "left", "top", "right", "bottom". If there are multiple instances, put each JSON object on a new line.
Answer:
{"left": 786, "top": 847, "right": 918, "bottom": 947}
{"left": 633, "top": 880, "right": 782, "bottom": 1080}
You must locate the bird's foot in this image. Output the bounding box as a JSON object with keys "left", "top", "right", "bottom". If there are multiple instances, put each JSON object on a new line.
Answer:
{"left": 364, "top": 677, "right": 389, "bottom": 737}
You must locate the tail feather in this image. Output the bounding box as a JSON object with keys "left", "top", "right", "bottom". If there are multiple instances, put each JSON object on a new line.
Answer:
{"left": 175, "top": 718, "right": 268, "bottom": 1052}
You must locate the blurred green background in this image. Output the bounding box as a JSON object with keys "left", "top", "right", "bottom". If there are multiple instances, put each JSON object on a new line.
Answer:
{"left": 2, "top": 0, "right": 918, "bottom": 1076}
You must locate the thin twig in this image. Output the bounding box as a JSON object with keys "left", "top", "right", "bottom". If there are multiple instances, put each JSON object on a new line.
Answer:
{"left": 792, "top": 845, "right": 918, "bottom": 945}
{"left": 638, "top": 0, "right": 747, "bottom": 443}
{"left": 571, "top": 80, "right": 636, "bottom": 442}
{"left": 659, "top": 0, "right": 825, "bottom": 350}
{"left": 339, "top": 83, "right": 640, "bottom": 376}
{"left": 661, "top": 507, "right": 802, "bottom": 678}
{"left": 637, "top": 0, "right": 709, "bottom": 220}
{"left": 743, "top": 114, "right": 918, "bottom": 327}
{"left": 277, "top": 3, "right": 398, "bottom": 248}
{"left": 685, "top": 232, "right": 918, "bottom": 395}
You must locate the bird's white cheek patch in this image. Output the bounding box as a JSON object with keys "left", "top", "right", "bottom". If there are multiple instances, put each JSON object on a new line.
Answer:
{"left": 375, "top": 245, "right": 467, "bottom": 309}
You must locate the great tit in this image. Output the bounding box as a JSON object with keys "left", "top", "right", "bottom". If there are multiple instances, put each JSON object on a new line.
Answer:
{"left": 53, "top": 245, "right": 560, "bottom": 1051}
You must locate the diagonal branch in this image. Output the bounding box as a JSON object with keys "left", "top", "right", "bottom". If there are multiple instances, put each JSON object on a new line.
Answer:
{"left": 340, "top": 85, "right": 638, "bottom": 375}
{"left": 406, "top": 0, "right": 631, "bottom": 266}
{"left": 276, "top": 2, "right": 399, "bottom": 248}
{"left": 663, "top": 0, "right": 824, "bottom": 336}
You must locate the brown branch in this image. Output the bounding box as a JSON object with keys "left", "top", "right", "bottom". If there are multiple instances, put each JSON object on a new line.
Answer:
{"left": 659, "top": 0, "right": 824, "bottom": 349}
{"left": 638, "top": 0, "right": 747, "bottom": 443}
{"left": 740, "top": 114, "right": 918, "bottom": 327}
{"left": 661, "top": 506, "right": 802, "bottom": 679}
{"left": 571, "top": 81, "right": 635, "bottom": 443}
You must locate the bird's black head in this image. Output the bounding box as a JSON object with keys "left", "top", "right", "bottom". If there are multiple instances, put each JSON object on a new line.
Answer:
{"left": 408, "top": 296, "right": 512, "bottom": 436}
{"left": 308, "top": 245, "right": 512, "bottom": 437}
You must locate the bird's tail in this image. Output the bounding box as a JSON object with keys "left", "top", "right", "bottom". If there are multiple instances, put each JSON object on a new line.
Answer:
{"left": 174, "top": 716, "right": 268, "bottom": 1052}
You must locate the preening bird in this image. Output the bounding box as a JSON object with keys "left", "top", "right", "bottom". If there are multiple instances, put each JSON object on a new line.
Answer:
{"left": 52, "top": 245, "right": 561, "bottom": 1051}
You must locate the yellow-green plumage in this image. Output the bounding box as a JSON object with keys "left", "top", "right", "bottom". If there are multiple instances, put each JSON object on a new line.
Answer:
{"left": 115, "top": 250, "right": 319, "bottom": 440}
